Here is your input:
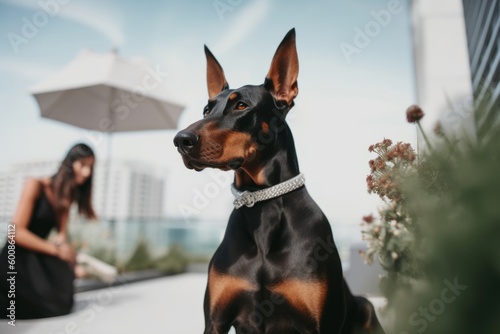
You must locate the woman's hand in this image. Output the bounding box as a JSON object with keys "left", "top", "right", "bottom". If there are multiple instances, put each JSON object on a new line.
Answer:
{"left": 55, "top": 242, "right": 76, "bottom": 264}
{"left": 54, "top": 233, "right": 67, "bottom": 246}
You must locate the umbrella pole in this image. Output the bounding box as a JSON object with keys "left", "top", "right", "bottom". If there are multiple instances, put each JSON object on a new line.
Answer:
{"left": 102, "top": 132, "right": 113, "bottom": 219}
{"left": 102, "top": 88, "right": 116, "bottom": 240}
{"left": 104, "top": 132, "right": 116, "bottom": 239}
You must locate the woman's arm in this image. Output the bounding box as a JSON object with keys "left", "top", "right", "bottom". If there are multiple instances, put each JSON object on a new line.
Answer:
{"left": 53, "top": 210, "right": 76, "bottom": 264}
{"left": 13, "top": 178, "right": 60, "bottom": 256}
{"left": 55, "top": 210, "right": 69, "bottom": 243}
{"left": 13, "top": 178, "right": 76, "bottom": 264}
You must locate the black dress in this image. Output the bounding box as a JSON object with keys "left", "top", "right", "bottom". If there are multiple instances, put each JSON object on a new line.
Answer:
{"left": 0, "top": 186, "right": 74, "bottom": 319}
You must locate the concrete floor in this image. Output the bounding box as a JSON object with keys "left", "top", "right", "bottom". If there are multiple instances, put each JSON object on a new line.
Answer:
{"left": 0, "top": 273, "right": 386, "bottom": 334}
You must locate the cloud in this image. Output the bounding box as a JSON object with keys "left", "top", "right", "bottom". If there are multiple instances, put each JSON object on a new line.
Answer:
{"left": 1, "top": 0, "right": 125, "bottom": 46}
{"left": 213, "top": 0, "right": 270, "bottom": 55}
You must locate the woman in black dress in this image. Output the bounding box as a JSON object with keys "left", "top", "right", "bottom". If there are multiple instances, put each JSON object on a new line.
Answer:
{"left": 0, "top": 143, "right": 96, "bottom": 319}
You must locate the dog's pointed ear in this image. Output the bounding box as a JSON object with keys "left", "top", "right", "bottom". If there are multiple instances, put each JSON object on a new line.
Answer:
{"left": 205, "top": 45, "right": 229, "bottom": 99}
{"left": 264, "top": 28, "right": 299, "bottom": 107}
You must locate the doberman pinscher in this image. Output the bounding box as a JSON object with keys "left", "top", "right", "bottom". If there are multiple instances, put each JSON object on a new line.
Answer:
{"left": 174, "top": 29, "right": 385, "bottom": 334}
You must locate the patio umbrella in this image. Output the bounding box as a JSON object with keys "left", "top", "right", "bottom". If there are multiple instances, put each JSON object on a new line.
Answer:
{"left": 30, "top": 49, "right": 185, "bottom": 219}
{"left": 30, "top": 49, "right": 184, "bottom": 132}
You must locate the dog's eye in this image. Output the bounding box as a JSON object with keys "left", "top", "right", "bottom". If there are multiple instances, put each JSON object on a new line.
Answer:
{"left": 234, "top": 102, "right": 248, "bottom": 111}
{"left": 203, "top": 105, "right": 210, "bottom": 117}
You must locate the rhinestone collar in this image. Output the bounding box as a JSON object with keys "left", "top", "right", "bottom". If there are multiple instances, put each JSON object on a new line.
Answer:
{"left": 231, "top": 173, "right": 305, "bottom": 209}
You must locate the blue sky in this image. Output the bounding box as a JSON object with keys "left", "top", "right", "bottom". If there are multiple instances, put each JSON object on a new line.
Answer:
{"left": 0, "top": 0, "right": 416, "bottom": 225}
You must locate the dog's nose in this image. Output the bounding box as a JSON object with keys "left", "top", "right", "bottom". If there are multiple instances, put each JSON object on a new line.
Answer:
{"left": 173, "top": 130, "right": 199, "bottom": 154}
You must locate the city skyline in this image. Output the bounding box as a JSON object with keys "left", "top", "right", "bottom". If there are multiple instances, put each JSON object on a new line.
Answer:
{"left": 0, "top": 158, "right": 166, "bottom": 220}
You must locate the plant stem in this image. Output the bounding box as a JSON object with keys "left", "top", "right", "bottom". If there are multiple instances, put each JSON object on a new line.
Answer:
{"left": 417, "top": 121, "right": 432, "bottom": 150}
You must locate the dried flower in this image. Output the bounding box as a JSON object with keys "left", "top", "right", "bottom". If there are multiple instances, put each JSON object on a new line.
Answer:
{"left": 406, "top": 105, "right": 424, "bottom": 123}
{"left": 434, "top": 122, "right": 444, "bottom": 137}
{"left": 382, "top": 138, "right": 393, "bottom": 147}
{"left": 366, "top": 175, "right": 374, "bottom": 193}
{"left": 363, "top": 214, "right": 374, "bottom": 223}
{"left": 369, "top": 159, "right": 376, "bottom": 172}
{"left": 361, "top": 138, "right": 419, "bottom": 270}
{"left": 366, "top": 139, "right": 417, "bottom": 204}
{"left": 375, "top": 157, "right": 386, "bottom": 171}
{"left": 387, "top": 148, "right": 399, "bottom": 160}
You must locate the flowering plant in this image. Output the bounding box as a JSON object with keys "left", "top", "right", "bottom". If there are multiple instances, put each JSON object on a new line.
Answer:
{"left": 360, "top": 105, "right": 433, "bottom": 302}
{"left": 362, "top": 97, "right": 500, "bottom": 333}
{"left": 361, "top": 139, "right": 416, "bottom": 266}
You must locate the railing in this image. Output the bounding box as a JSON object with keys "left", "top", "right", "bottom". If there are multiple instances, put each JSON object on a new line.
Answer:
{"left": 0, "top": 218, "right": 361, "bottom": 267}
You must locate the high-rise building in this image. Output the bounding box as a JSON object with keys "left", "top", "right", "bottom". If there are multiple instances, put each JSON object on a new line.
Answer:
{"left": 411, "top": 0, "right": 475, "bottom": 143}
{"left": 0, "top": 160, "right": 59, "bottom": 220}
{"left": 0, "top": 160, "right": 165, "bottom": 221}
{"left": 461, "top": 0, "right": 500, "bottom": 142}
{"left": 92, "top": 161, "right": 165, "bottom": 220}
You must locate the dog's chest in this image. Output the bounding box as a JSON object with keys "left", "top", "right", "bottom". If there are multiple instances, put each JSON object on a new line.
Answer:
{"left": 208, "top": 256, "right": 328, "bottom": 332}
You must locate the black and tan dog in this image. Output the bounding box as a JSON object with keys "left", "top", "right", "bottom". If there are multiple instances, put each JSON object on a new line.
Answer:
{"left": 174, "top": 29, "right": 385, "bottom": 334}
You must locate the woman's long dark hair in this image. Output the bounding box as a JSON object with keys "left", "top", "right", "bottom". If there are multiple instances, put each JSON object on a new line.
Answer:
{"left": 51, "top": 143, "right": 97, "bottom": 219}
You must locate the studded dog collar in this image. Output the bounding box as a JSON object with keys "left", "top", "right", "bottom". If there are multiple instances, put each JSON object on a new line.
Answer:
{"left": 231, "top": 173, "right": 305, "bottom": 209}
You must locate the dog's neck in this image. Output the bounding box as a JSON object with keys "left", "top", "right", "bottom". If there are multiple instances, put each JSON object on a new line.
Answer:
{"left": 234, "top": 123, "right": 300, "bottom": 191}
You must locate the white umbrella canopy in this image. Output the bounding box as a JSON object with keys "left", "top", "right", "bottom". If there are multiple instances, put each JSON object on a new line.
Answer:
{"left": 30, "top": 49, "right": 184, "bottom": 132}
